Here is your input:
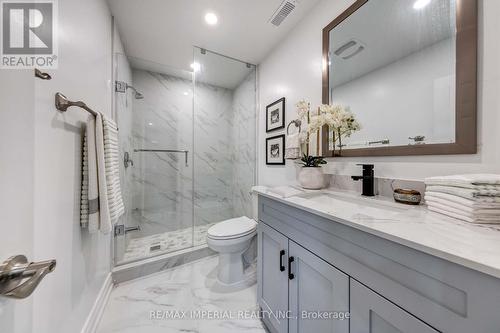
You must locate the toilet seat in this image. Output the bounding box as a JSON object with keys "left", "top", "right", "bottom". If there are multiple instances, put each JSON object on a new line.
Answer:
{"left": 207, "top": 216, "right": 257, "bottom": 240}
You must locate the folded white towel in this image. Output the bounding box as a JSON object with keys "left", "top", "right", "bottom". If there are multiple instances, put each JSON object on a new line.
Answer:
{"left": 428, "top": 204, "right": 500, "bottom": 224}
{"left": 268, "top": 186, "right": 304, "bottom": 198}
{"left": 424, "top": 191, "right": 500, "bottom": 208}
{"left": 425, "top": 174, "right": 500, "bottom": 189}
{"left": 426, "top": 185, "right": 500, "bottom": 200}
{"left": 426, "top": 198, "right": 500, "bottom": 217}
{"left": 425, "top": 194, "right": 500, "bottom": 214}
{"left": 285, "top": 133, "right": 300, "bottom": 159}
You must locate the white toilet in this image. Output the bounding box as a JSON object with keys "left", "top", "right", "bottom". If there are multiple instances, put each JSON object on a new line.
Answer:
{"left": 207, "top": 193, "right": 258, "bottom": 285}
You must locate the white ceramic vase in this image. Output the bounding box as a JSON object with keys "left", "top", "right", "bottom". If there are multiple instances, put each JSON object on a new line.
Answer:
{"left": 298, "top": 167, "right": 324, "bottom": 190}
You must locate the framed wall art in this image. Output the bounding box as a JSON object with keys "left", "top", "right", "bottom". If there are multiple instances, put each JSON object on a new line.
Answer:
{"left": 266, "top": 134, "right": 285, "bottom": 165}
{"left": 266, "top": 97, "right": 285, "bottom": 132}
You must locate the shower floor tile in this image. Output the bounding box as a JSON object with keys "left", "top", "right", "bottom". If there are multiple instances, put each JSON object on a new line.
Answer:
{"left": 97, "top": 256, "right": 267, "bottom": 333}
{"left": 121, "top": 223, "right": 217, "bottom": 262}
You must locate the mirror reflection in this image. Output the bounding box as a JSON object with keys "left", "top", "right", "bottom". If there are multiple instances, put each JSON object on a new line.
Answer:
{"left": 328, "top": 0, "right": 456, "bottom": 150}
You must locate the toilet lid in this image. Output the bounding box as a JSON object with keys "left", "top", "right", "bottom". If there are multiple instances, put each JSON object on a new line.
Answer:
{"left": 207, "top": 216, "right": 257, "bottom": 240}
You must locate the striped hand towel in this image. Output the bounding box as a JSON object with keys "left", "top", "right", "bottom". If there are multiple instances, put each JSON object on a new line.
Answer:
{"left": 81, "top": 113, "right": 125, "bottom": 234}
{"left": 81, "top": 116, "right": 100, "bottom": 230}
{"left": 101, "top": 115, "right": 125, "bottom": 228}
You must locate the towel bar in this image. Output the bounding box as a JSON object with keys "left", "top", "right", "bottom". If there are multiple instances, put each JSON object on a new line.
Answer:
{"left": 55, "top": 92, "right": 99, "bottom": 116}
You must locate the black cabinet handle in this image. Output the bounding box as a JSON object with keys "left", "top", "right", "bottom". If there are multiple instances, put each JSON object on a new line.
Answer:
{"left": 279, "top": 250, "right": 285, "bottom": 272}
{"left": 288, "top": 256, "right": 295, "bottom": 280}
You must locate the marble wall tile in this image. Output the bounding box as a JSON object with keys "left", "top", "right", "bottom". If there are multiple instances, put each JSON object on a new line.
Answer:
{"left": 328, "top": 174, "right": 425, "bottom": 202}
{"left": 130, "top": 70, "right": 194, "bottom": 239}
{"left": 117, "top": 67, "right": 257, "bottom": 254}
{"left": 232, "top": 72, "right": 257, "bottom": 218}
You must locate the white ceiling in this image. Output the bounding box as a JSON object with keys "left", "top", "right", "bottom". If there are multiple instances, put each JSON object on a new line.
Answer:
{"left": 329, "top": 0, "right": 455, "bottom": 88}
{"left": 108, "top": 0, "right": 321, "bottom": 85}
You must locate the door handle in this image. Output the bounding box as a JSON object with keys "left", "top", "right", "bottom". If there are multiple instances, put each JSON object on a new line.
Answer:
{"left": 134, "top": 149, "right": 189, "bottom": 167}
{"left": 279, "top": 250, "right": 285, "bottom": 272}
{"left": 125, "top": 225, "right": 141, "bottom": 233}
{"left": 0, "top": 255, "right": 56, "bottom": 299}
{"left": 288, "top": 256, "right": 295, "bottom": 280}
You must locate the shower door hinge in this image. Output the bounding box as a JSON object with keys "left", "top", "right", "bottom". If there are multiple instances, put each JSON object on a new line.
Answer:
{"left": 114, "top": 224, "right": 125, "bottom": 237}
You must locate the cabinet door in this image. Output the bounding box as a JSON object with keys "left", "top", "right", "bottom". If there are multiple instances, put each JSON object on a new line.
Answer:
{"left": 350, "top": 279, "right": 439, "bottom": 333}
{"left": 258, "top": 222, "right": 289, "bottom": 333}
{"left": 288, "top": 241, "right": 349, "bottom": 333}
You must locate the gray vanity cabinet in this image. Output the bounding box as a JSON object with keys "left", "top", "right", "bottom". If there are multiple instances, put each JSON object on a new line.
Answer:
{"left": 258, "top": 222, "right": 349, "bottom": 333}
{"left": 258, "top": 222, "right": 289, "bottom": 333}
{"left": 257, "top": 194, "right": 500, "bottom": 332}
{"left": 288, "top": 241, "right": 349, "bottom": 333}
{"left": 350, "top": 279, "right": 438, "bottom": 333}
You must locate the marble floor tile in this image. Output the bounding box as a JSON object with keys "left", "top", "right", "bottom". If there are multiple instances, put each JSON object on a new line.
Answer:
{"left": 97, "top": 256, "right": 267, "bottom": 333}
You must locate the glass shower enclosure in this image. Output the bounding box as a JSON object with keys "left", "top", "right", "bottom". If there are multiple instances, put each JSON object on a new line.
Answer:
{"left": 113, "top": 48, "right": 257, "bottom": 265}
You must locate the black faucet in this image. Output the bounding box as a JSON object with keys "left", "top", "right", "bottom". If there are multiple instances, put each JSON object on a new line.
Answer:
{"left": 351, "top": 164, "right": 375, "bottom": 196}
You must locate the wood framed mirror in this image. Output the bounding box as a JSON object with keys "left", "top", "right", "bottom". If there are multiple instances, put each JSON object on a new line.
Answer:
{"left": 321, "top": 0, "right": 477, "bottom": 157}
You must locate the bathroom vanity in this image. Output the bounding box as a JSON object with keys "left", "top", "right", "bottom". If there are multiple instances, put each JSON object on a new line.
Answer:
{"left": 256, "top": 189, "right": 500, "bottom": 333}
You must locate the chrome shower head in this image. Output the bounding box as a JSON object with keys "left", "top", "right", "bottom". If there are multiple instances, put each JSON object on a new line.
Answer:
{"left": 127, "top": 85, "right": 143, "bottom": 100}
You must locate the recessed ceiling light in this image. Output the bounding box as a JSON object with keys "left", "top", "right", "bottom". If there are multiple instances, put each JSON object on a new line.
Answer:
{"left": 148, "top": 122, "right": 153, "bottom": 126}
{"left": 205, "top": 12, "right": 218, "bottom": 25}
{"left": 190, "top": 62, "right": 201, "bottom": 72}
{"left": 413, "top": 0, "right": 431, "bottom": 10}
{"left": 183, "top": 91, "right": 189, "bottom": 96}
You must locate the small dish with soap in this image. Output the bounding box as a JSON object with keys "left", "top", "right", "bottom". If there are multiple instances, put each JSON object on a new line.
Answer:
{"left": 393, "top": 189, "right": 422, "bottom": 205}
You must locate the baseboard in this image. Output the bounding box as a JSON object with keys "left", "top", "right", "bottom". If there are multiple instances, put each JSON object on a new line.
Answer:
{"left": 80, "top": 273, "right": 114, "bottom": 333}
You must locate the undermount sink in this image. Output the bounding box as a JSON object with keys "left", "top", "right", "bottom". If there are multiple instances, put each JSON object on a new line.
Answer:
{"left": 290, "top": 191, "right": 409, "bottom": 221}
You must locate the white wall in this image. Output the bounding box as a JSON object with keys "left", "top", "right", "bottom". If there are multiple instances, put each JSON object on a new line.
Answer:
{"left": 30, "top": 0, "right": 112, "bottom": 332}
{"left": 0, "top": 71, "right": 35, "bottom": 333}
{"left": 258, "top": 0, "right": 500, "bottom": 185}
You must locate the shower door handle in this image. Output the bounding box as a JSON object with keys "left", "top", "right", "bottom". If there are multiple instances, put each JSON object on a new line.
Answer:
{"left": 133, "top": 149, "right": 189, "bottom": 167}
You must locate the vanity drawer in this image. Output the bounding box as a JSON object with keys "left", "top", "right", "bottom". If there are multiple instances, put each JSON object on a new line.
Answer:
{"left": 258, "top": 195, "right": 500, "bottom": 333}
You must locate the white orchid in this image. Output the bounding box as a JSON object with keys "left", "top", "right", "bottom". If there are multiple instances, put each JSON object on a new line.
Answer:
{"left": 305, "top": 103, "right": 361, "bottom": 156}
{"left": 308, "top": 114, "right": 325, "bottom": 132}
{"left": 294, "top": 99, "right": 361, "bottom": 156}
{"left": 295, "top": 100, "right": 310, "bottom": 120}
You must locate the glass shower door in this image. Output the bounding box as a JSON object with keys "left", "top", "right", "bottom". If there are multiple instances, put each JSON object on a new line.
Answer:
{"left": 113, "top": 49, "right": 257, "bottom": 265}
{"left": 114, "top": 54, "right": 194, "bottom": 264}
{"left": 192, "top": 48, "right": 257, "bottom": 242}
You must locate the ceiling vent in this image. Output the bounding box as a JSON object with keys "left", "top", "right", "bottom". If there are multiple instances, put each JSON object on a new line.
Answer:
{"left": 269, "top": 0, "right": 297, "bottom": 27}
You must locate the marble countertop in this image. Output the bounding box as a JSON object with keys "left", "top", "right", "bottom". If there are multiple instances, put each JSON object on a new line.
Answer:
{"left": 253, "top": 186, "right": 500, "bottom": 280}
